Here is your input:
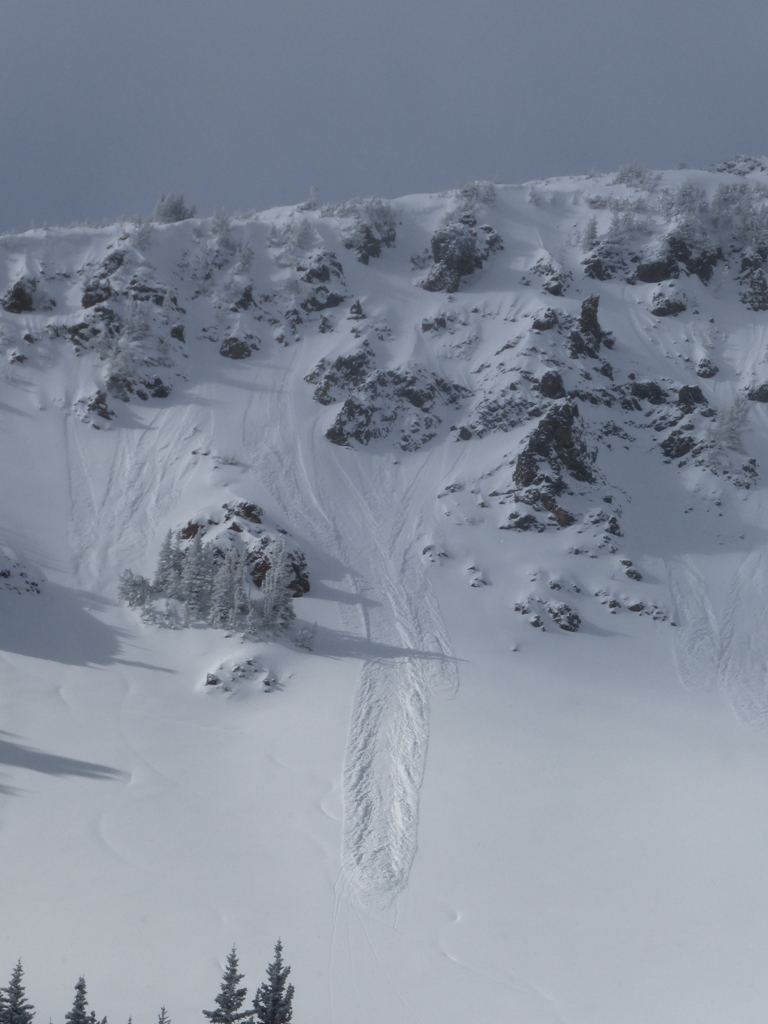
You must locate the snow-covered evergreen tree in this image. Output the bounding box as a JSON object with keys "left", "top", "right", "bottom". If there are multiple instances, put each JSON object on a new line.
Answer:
{"left": 252, "top": 942, "right": 294, "bottom": 1024}
{"left": 1, "top": 961, "right": 34, "bottom": 1024}
{"left": 181, "top": 534, "right": 211, "bottom": 618}
{"left": 203, "top": 948, "right": 250, "bottom": 1024}
{"left": 64, "top": 978, "right": 104, "bottom": 1024}
{"left": 117, "top": 568, "right": 152, "bottom": 607}
{"left": 153, "top": 531, "right": 178, "bottom": 594}
{"left": 261, "top": 540, "right": 295, "bottom": 636}
{"left": 209, "top": 550, "right": 237, "bottom": 629}
{"left": 231, "top": 550, "right": 251, "bottom": 629}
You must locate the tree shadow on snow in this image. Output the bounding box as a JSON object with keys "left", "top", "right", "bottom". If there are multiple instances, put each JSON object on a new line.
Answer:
{"left": 0, "top": 730, "right": 127, "bottom": 794}
{"left": 310, "top": 625, "right": 463, "bottom": 665}
{"left": 0, "top": 583, "right": 167, "bottom": 670}
{"left": 305, "top": 580, "right": 380, "bottom": 609}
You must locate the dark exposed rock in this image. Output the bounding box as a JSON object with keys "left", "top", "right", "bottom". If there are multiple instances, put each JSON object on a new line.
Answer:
{"left": 531, "top": 257, "right": 571, "bottom": 296}
{"left": 231, "top": 285, "right": 256, "bottom": 311}
{"left": 547, "top": 601, "right": 581, "bottom": 632}
{"left": 532, "top": 308, "right": 559, "bottom": 331}
{"left": 86, "top": 390, "right": 116, "bottom": 420}
{"left": 107, "top": 374, "right": 170, "bottom": 401}
{"left": 127, "top": 274, "right": 166, "bottom": 305}
{"left": 513, "top": 402, "right": 595, "bottom": 490}
{"left": 651, "top": 291, "right": 687, "bottom": 317}
{"left": 463, "top": 388, "right": 540, "bottom": 437}
{"left": 747, "top": 383, "right": 768, "bottom": 402}
{"left": 301, "top": 291, "right": 345, "bottom": 313}
{"left": 696, "top": 358, "right": 718, "bottom": 378}
{"left": 305, "top": 345, "right": 375, "bottom": 405}
{"left": 677, "top": 385, "right": 707, "bottom": 413}
{"left": 219, "top": 336, "right": 252, "bottom": 359}
{"left": 423, "top": 223, "right": 479, "bottom": 293}
{"left": 298, "top": 249, "right": 344, "bottom": 286}
{"left": 569, "top": 295, "right": 614, "bottom": 357}
{"left": 325, "top": 369, "right": 470, "bottom": 450}
{"left": 583, "top": 241, "right": 631, "bottom": 282}
{"left": 537, "top": 371, "right": 566, "bottom": 399}
{"left": 666, "top": 232, "right": 721, "bottom": 284}
{"left": 500, "top": 512, "right": 546, "bottom": 532}
{"left": 597, "top": 362, "right": 614, "bottom": 380}
{"left": 1, "top": 276, "right": 54, "bottom": 314}
{"left": 422, "top": 315, "right": 449, "bottom": 332}
{"left": 82, "top": 278, "right": 112, "bottom": 308}
{"left": 223, "top": 501, "right": 264, "bottom": 525}
{"left": 636, "top": 247, "right": 680, "bottom": 283}
{"left": 422, "top": 220, "right": 503, "bottom": 293}
{"left": 100, "top": 250, "right": 125, "bottom": 275}
{"left": 170, "top": 323, "right": 185, "bottom": 343}
{"left": 294, "top": 250, "right": 346, "bottom": 312}
{"left": 579, "top": 294, "right": 601, "bottom": 335}
{"left": 144, "top": 377, "right": 171, "bottom": 398}
{"left": 660, "top": 430, "right": 697, "bottom": 459}
{"left": 630, "top": 381, "right": 667, "bottom": 405}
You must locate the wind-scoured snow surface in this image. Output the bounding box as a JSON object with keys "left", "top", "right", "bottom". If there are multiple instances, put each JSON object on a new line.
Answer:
{"left": 6, "top": 164, "right": 768, "bottom": 1023}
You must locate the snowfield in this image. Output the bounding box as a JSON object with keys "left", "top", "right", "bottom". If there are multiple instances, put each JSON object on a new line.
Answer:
{"left": 4, "top": 164, "right": 768, "bottom": 1022}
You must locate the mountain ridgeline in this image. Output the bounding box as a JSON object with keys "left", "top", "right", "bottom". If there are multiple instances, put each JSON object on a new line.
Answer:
{"left": 3, "top": 159, "right": 768, "bottom": 650}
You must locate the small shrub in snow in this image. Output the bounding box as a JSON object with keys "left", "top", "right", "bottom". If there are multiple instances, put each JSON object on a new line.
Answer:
{"left": 294, "top": 622, "right": 317, "bottom": 650}
{"left": 612, "top": 163, "right": 660, "bottom": 191}
{"left": 130, "top": 217, "right": 152, "bottom": 249}
{"left": 327, "top": 196, "right": 397, "bottom": 263}
{"left": 152, "top": 192, "right": 196, "bottom": 224}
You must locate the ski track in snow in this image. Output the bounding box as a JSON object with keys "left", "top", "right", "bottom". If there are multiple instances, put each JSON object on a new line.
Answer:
{"left": 668, "top": 550, "right": 768, "bottom": 727}
{"left": 719, "top": 548, "right": 768, "bottom": 726}
{"left": 667, "top": 558, "right": 720, "bottom": 692}
{"left": 66, "top": 403, "right": 203, "bottom": 588}
{"left": 242, "top": 352, "right": 458, "bottom": 909}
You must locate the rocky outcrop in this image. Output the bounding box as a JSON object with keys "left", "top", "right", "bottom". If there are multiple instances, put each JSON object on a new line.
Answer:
{"left": 568, "top": 295, "right": 614, "bottom": 358}
{"left": 513, "top": 403, "right": 595, "bottom": 489}
{"left": 422, "top": 216, "right": 502, "bottom": 293}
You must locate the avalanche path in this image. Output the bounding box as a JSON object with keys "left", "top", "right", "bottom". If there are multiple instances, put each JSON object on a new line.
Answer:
{"left": 241, "top": 350, "right": 459, "bottom": 908}
{"left": 719, "top": 547, "right": 768, "bottom": 727}
{"left": 666, "top": 558, "right": 720, "bottom": 693}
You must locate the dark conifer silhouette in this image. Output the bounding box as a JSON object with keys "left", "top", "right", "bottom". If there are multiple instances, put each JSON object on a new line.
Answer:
{"left": 203, "top": 948, "right": 250, "bottom": 1024}
{"left": 251, "top": 942, "right": 294, "bottom": 1024}
{"left": 1, "top": 961, "right": 35, "bottom": 1024}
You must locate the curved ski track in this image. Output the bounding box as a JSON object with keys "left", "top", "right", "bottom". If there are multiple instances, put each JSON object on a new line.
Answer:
{"left": 241, "top": 353, "right": 459, "bottom": 908}
{"left": 668, "top": 545, "right": 768, "bottom": 727}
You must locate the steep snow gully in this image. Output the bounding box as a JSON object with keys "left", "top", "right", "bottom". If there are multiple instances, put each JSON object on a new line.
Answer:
{"left": 243, "top": 351, "right": 459, "bottom": 908}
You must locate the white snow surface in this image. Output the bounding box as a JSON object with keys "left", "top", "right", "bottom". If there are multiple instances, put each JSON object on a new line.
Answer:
{"left": 3, "top": 167, "right": 768, "bottom": 1023}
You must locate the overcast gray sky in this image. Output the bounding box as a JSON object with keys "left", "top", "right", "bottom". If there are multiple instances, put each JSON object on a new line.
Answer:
{"left": 1, "top": 0, "right": 766, "bottom": 230}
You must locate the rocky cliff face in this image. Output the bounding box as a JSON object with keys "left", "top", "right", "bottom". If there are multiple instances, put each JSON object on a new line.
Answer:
{"left": 3, "top": 163, "right": 768, "bottom": 636}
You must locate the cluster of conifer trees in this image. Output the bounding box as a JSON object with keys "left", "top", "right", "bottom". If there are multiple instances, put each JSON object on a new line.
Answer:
{"left": 0, "top": 943, "right": 294, "bottom": 1024}
{"left": 118, "top": 532, "right": 295, "bottom": 637}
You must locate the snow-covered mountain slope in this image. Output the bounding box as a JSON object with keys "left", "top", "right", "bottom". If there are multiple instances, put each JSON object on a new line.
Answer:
{"left": 4, "top": 161, "right": 768, "bottom": 1023}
